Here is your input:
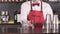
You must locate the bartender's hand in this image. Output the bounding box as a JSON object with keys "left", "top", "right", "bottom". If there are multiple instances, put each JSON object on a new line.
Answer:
{"left": 28, "top": 20, "right": 32, "bottom": 27}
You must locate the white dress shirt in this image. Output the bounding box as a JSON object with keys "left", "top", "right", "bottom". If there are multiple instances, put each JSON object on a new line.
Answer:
{"left": 17, "top": 1, "right": 53, "bottom": 24}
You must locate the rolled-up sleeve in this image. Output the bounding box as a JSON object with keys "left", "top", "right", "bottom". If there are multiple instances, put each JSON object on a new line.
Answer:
{"left": 20, "top": 3, "right": 26, "bottom": 24}
{"left": 19, "top": 2, "right": 30, "bottom": 24}
{"left": 45, "top": 3, "right": 53, "bottom": 21}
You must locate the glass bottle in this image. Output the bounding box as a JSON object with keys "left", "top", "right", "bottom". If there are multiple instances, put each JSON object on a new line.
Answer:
{"left": 14, "top": 11, "right": 18, "bottom": 24}
{"left": 17, "top": 11, "right": 20, "bottom": 24}
{"left": 6, "top": 11, "right": 9, "bottom": 23}
{"left": 1, "top": 11, "right": 6, "bottom": 23}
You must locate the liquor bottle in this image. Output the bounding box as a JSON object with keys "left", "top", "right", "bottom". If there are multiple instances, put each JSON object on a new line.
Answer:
{"left": 17, "top": 12, "right": 20, "bottom": 22}
{"left": 1, "top": 11, "right": 6, "bottom": 23}
{"left": 17, "top": 11, "right": 20, "bottom": 24}
{"left": 14, "top": 11, "right": 21, "bottom": 24}
{"left": 6, "top": 11, "right": 9, "bottom": 23}
{"left": 14, "top": 11, "right": 17, "bottom": 24}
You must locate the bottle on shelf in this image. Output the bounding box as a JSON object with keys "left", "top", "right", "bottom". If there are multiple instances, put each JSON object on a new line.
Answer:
{"left": 14, "top": 10, "right": 21, "bottom": 24}
{"left": 14, "top": 11, "right": 17, "bottom": 24}
{"left": 1, "top": 11, "right": 7, "bottom": 24}
{"left": 6, "top": 11, "right": 9, "bottom": 23}
{"left": 17, "top": 11, "right": 20, "bottom": 24}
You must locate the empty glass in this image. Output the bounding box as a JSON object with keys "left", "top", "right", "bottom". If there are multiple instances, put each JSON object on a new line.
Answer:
{"left": 53, "top": 14, "right": 59, "bottom": 33}
{"left": 21, "top": 20, "right": 29, "bottom": 33}
{"left": 45, "top": 14, "right": 52, "bottom": 33}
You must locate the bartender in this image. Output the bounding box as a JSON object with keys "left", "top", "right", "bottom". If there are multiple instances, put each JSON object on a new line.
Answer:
{"left": 19, "top": 0, "right": 53, "bottom": 27}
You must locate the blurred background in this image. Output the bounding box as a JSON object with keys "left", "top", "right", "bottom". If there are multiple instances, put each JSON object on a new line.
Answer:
{"left": 0, "top": 0, "right": 59, "bottom": 34}
{"left": 0, "top": 0, "right": 60, "bottom": 24}
{"left": 0, "top": 0, "right": 59, "bottom": 23}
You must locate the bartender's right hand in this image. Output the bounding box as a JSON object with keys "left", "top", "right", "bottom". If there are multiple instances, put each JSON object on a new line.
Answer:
{"left": 28, "top": 20, "right": 32, "bottom": 27}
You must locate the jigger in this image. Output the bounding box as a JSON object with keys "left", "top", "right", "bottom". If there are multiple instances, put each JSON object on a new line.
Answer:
{"left": 53, "top": 15, "right": 59, "bottom": 33}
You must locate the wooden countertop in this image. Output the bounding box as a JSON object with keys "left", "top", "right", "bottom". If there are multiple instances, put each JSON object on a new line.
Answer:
{"left": 0, "top": 20, "right": 14, "bottom": 24}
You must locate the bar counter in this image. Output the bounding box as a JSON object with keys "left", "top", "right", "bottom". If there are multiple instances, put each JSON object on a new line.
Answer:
{"left": 0, "top": 24, "right": 59, "bottom": 34}
{"left": 0, "top": 20, "right": 59, "bottom": 34}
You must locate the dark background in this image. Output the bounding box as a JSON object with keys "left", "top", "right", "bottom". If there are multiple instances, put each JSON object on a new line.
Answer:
{"left": 0, "top": 2, "right": 21, "bottom": 20}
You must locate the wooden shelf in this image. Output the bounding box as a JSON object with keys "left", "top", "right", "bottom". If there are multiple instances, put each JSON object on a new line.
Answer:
{"left": 0, "top": 0, "right": 21, "bottom": 2}
{"left": 43, "top": 0, "right": 60, "bottom": 3}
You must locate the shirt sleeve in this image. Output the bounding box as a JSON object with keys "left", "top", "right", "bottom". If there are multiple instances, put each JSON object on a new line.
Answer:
{"left": 45, "top": 3, "right": 53, "bottom": 21}
{"left": 19, "top": 2, "right": 29, "bottom": 24}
